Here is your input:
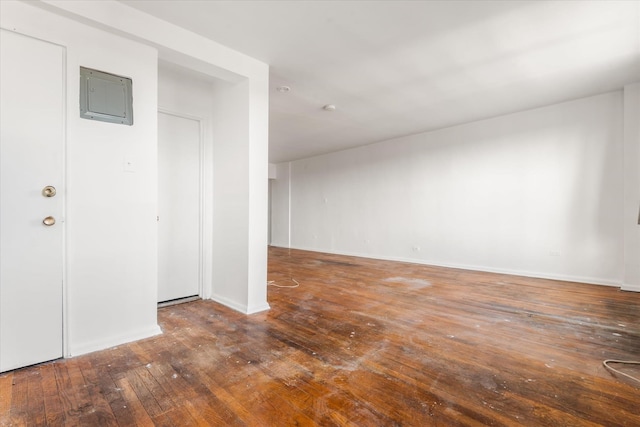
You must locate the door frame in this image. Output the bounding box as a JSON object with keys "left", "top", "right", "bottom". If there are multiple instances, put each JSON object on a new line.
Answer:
{"left": 0, "top": 28, "right": 69, "bottom": 364}
{"left": 59, "top": 40, "right": 69, "bottom": 360}
{"left": 157, "top": 108, "right": 207, "bottom": 301}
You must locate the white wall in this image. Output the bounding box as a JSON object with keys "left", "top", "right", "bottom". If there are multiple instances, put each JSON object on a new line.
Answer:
{"left": 273, "top": 92, "right": 626, "bottom": 286}
{"left": 210, "top": 78, "right": 269, "bottom": 313}
{"left": 245, "top": 69, "right": 270, "bottom": 313}
{"left": 1, "top": 1, "right": 161, "bottom": 356}
{"left": 41, "top": 1, "right": 270, "bottom": 315}
{"left": 210, "top": 79, "right": 250, "bottom": 311}
{"left": 2, "top": 0, "right": 271, "bottom": 360}
{"left": 622, "top": 82, "right": 640, "bottom": 292}
{"left": 271, "top": 163, "right": 291, "bottom": 248}
{"left": 158, "top": 65, "right": 270, "bottom": 313}
{"left": 43, "top": 0, "right": 270, "bottom": 315}
{"left": 159, "top": 64, "right": 216, "bottom": 119}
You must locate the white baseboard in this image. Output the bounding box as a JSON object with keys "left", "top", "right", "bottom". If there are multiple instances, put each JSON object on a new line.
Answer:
{"left": 246, "top": 302, "right": 271, "bottom": 314}
{"left": 67, "top": 324, "right": 163, "bottom": 358}
{"left": 621, "top": 284, "right": 640, "bottom": 292}
{"left": 209, "top": 294, "right": 271, "bottom": 315}
{"left": 282, "top": 245, "right": 622, "bottom": 288}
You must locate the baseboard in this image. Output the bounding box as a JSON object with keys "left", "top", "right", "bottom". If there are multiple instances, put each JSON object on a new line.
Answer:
{"left": 246, "top": 302, "right": 271, "bottom": 314}
{"left": 67, "top": 324, "right": 163, "bottom": 358}
{"left": 209, "top": 294, "right": 270, "bottom": 315}
{"left": 269, "top": 241, "right": 290, "bottom": 249}
{"left": 284, "top": 245, "right": 622, "bottom": 288}
{"left": 621, "top": 284, "right": 640, "bottom": 292}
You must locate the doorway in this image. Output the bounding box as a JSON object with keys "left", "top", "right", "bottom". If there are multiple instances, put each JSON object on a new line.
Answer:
{"left": 157, "top": 110, "right": 203, "bottom": 303}
{"left": 0, "top": 30, "right": 65, "bottom": 372}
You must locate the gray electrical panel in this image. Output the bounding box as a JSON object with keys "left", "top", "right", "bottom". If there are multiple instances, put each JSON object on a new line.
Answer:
{"left": 80, "top": 67, "right": 133, "bottom": 125}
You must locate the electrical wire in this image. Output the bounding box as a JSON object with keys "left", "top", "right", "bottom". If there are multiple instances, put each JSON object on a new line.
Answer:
{"left": 602, "top": 359, "right": 640, "bottom": 384}
{"left": 267, "top": 278, "right": 300, "bottom": 288}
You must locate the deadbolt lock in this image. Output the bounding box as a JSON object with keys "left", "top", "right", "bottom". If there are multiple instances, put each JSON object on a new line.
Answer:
{"left": 42, "top": 186, "right": 57, "bottom": 197}
{"left": 43, "top": 216, "right": 56, "bottom": 226}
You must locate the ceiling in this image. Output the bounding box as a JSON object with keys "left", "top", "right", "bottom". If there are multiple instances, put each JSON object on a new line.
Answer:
{"left": 120, "top": 1, "right": 640, "bottom": 163}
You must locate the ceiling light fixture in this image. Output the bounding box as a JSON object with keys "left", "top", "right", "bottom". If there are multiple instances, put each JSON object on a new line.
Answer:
{"left": 322, "top": 104, "right": 336, "bottom": 111}
{"left": 276, "top": 85, "right": 291, "bottom": 93}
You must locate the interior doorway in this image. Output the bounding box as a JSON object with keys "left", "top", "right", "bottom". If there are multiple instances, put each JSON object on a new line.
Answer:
{"left": 0, "top": 30, "right": 65, "bottom": 372}
{"left": 157, "top": 110, "right": 203, "bottom": 303}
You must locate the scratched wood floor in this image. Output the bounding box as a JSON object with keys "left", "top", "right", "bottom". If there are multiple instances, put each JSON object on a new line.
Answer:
{"left": 1, "top": 247, "right": 639, "bottom": 426}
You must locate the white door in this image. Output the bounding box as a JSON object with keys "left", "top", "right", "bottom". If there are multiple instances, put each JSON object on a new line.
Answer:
{"left": 157, "top": 112, "right": 201, "bottom": 302}
{"left": 0, "top": 30, "right": 64, "bottom": 372}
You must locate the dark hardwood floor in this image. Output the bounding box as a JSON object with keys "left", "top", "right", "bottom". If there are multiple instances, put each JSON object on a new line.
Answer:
{"left": 2, "top": 247, "right": 639, "bottom": 426}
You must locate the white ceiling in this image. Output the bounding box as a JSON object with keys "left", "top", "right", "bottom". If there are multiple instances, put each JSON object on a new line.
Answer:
{"left": 121, "top": 0, "right": 640, "bottom": 163}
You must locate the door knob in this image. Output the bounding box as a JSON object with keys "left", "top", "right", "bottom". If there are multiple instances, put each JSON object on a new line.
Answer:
{"left": 42, "top": 216, "right": 56, "bottom": 226}
{"left": 42, "top": 186, "right": 56, "bottom": 197}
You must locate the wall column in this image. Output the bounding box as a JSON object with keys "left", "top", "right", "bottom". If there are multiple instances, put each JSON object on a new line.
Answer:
{"left": 622, "top": 82, "right": 640, "bottom": 292}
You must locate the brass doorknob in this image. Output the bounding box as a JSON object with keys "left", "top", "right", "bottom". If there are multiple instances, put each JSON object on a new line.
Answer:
{"left": 43, "top": 216, "right": 56, "bottom": 226}
{"left": 42, "top": 186, "right": 56, "bottom": 197}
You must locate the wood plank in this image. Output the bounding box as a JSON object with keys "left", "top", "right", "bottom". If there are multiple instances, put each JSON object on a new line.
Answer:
{"left": 132, "top": 364, "right": 175, "bottom": 414}
{"left": 52, "top": 359, "right": 94, "bottom": 424}
{"left": 0, "top": 372, "right": 14, "bottom": 426}
{"left": 75, "top": 358, "right": 119, "bottom": 427}
{"left": 123, "top": 367, "right": 164, "bottom": 419}
{"left": 115, "top": 377, "right": 155, "bottom": 427}
{"left": 162, "top": 405, "right": 200, "bottom": 427}
{"left": 25, "top": 367, "right": 46, "bottom": 425}
{"left": 8, "top": 369, "right": 28, "bottom": 425}
{"left": 183, "top": 397, "right": 232, "bottom": 426}
{"left": 1, "top": 247, "right": 639, "bottom": 425}
{"left": 40, "top": 363, "right": 65, "bottom": 426}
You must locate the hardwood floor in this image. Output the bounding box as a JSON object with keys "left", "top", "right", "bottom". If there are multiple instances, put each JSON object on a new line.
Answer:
{"left": 2, "top": 247, "right": 639, "bottom": 426}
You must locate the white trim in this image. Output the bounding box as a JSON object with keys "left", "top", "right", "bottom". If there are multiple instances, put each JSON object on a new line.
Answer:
{"left": 268, "top": 179, "right": 272, "bottom": 245}
{"left": 621, "top": 284, "right": 640, "bottom": 292}
{"left": 210, "top": 293, "right": 271, "bottom": 315}
{"left": 157, "top": 108, "right": 207, "bottom": 301}
{"left": 209, "top": 294, "right": 248, "bottom": 314}
{"left": 277, "top": 245, "right": 623, "bottom": 288}
{"left": 246, "top": 303, "right": 271, "bottom": 314}
{"left": 199, "top": 117, "right": 206, "bottom": 300}
{"left": 68, "top": 325, "right": 162, "bottom": 358}
{"left": 61, "top": 42, "right": 69, "bottom": 359}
